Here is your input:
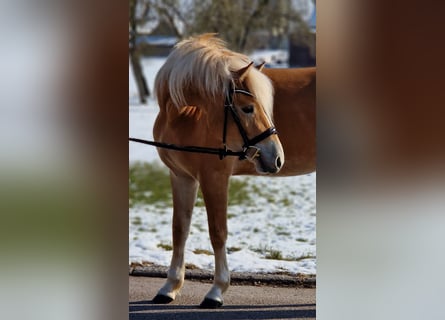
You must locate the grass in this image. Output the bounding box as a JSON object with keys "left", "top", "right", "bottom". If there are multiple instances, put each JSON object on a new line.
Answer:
{"left": 265, "top": 250, "right": 315, "bottom": 262}
{"left": 196, "top": 178, "right": 251, "bottom": 206}
{"left": 193, "top": 249, "right": 213, "bottom": 255}
{"left": 250, "top": 245, "right": 315, "bottom": 262}
{"left": 132, "top": 216, "right": 142, "bottom": 225}
{"left": 280, "top": 197, "right": 292, "bottom": 207}
{"left": 228, "top": 179, "right": 251, "bottom": 205}
{"left": 265, "top": 249, "right": 284, "bottom": 260}
{"left": 275, "top": 226, "right": 292, "bottom": 236}
{"left": 295, "top": 254, "right": 316, "bottom": 261}
{"left": 128, "top": 162, "right": 305, "bottom": 208}
{"left": 227, "top": 246, "right": 242, "bottom": 253}
{"left": 156, "top": 241, "right": 315, "bottom": 262}
{"left": 227, "top": 213, "right": 235, "bottom": 219}
{"left": 250, "top": 183, "right": 294, "bottom": 206}
{"left": 129, "top": 162, "right": 315, "bottom": 273}
{"left": 157, "top": 243, "right": 173, "bottom": 251}
{"left": 129, "top": 162, "right": 253, "bottom": 207}
{"left": 129, "top": 162, "right": 172, "bottom": 207}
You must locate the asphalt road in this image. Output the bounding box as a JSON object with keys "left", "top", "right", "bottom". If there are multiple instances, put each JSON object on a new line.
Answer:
{"left": 129, "top": 276, "right": 316, "bottom": 320}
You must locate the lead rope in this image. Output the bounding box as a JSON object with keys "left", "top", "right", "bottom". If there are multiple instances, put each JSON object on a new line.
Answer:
{"left": 129, "top": 82, "right": 278, "bottom": 160}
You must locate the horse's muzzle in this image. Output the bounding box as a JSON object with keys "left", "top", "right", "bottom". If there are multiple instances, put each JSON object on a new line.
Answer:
{"left": 251, "top": 140, "right": 285, "bottom": 174}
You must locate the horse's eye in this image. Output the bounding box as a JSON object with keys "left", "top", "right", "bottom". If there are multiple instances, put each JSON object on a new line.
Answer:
{"left": 241, "top": 105, "right": 254, "bottom": 114}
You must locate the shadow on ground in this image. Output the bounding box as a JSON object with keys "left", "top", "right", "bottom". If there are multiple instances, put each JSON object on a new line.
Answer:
{"left": 129, "top": 301, "right": 316, "bottom": 320}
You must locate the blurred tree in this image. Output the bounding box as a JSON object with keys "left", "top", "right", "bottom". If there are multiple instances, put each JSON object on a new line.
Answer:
{"left": 129, "top": 0, "right": 316, "bottom": 104}
{"left": 129, "top": 0, "right": 153, "bottom": 104}
{"left": 148, "top": 0, "right": 192, "bottom": 38}
{"left": 135, "top": 0, "right": 313, "bottom": 53}
{"left": 288, "top": 0, "right": 315, "bottom": 66}
{"left": 185, "top": 0, "right": 312, "bottom": 53}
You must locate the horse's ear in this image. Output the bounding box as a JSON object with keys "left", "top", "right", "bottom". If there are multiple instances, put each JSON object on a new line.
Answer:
{"left": 234, "top": 61, "right": 254, "bottom": 82}
{"left": 255, "top": 61, "right": 266, "bottom": 71}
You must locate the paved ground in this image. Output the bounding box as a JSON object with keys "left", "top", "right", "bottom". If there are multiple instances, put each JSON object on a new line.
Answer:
{"left": 129, "top": 276, "right": 316, "bottom": 320}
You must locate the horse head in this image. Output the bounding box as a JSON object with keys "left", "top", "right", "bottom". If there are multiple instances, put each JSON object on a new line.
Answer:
{"left": 225, "top": 62, "right": 284, "bottom": 174}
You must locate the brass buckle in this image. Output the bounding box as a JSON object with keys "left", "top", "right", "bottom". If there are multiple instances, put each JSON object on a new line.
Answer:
{"left": 244, "top": 146, "right": 261, "bottom": 161}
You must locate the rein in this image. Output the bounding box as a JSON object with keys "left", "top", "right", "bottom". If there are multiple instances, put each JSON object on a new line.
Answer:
{"left": 129, "top": 83, "right": 278, "bottom": 161}
{"left": 128, "top": 137, "right": 245, "bottom": 159}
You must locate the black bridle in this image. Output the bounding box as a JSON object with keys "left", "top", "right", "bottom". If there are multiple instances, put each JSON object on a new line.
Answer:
{"left": 129, "top": 82, "right": 278, "bottom": 161}
{"left": 221, "top": 84, "right": 278, "bottom": 160}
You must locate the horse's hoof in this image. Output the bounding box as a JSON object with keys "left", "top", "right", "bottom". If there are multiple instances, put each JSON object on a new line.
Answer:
{"left": 199, "top": 298, "right": 223, "bottom": 308}
{"left": 152, "top": 294, "right": 174, "bottom": 304}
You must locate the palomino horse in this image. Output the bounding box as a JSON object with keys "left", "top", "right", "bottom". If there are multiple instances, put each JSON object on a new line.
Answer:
{"left": 151, "top": 34, "right": 315, "bottom": 308}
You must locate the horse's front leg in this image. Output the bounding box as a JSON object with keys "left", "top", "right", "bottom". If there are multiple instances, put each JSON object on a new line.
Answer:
{"left": 199, "top": 173, "right": 230, "bottom": 308}
{"left": 152, "top": 173, "right": 198, "bottom": 304}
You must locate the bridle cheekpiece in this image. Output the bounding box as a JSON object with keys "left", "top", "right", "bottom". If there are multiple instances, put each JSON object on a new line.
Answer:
{"left": 221, "top": 81, "right": 278, "bottom": 160}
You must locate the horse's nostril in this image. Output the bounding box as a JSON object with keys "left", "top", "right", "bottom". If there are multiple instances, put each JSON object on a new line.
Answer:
{"left": 275, "top": 156, "right": 282, "bottom": 169}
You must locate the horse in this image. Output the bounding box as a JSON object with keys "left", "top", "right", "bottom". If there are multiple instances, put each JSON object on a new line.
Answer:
{"left": 151, "top": 34, "right": 315, "bottom": 308}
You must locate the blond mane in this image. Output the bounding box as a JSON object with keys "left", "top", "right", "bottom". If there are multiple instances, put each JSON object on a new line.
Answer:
{"left": 154, "top": 33, "right": 274, "bottom": 118}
